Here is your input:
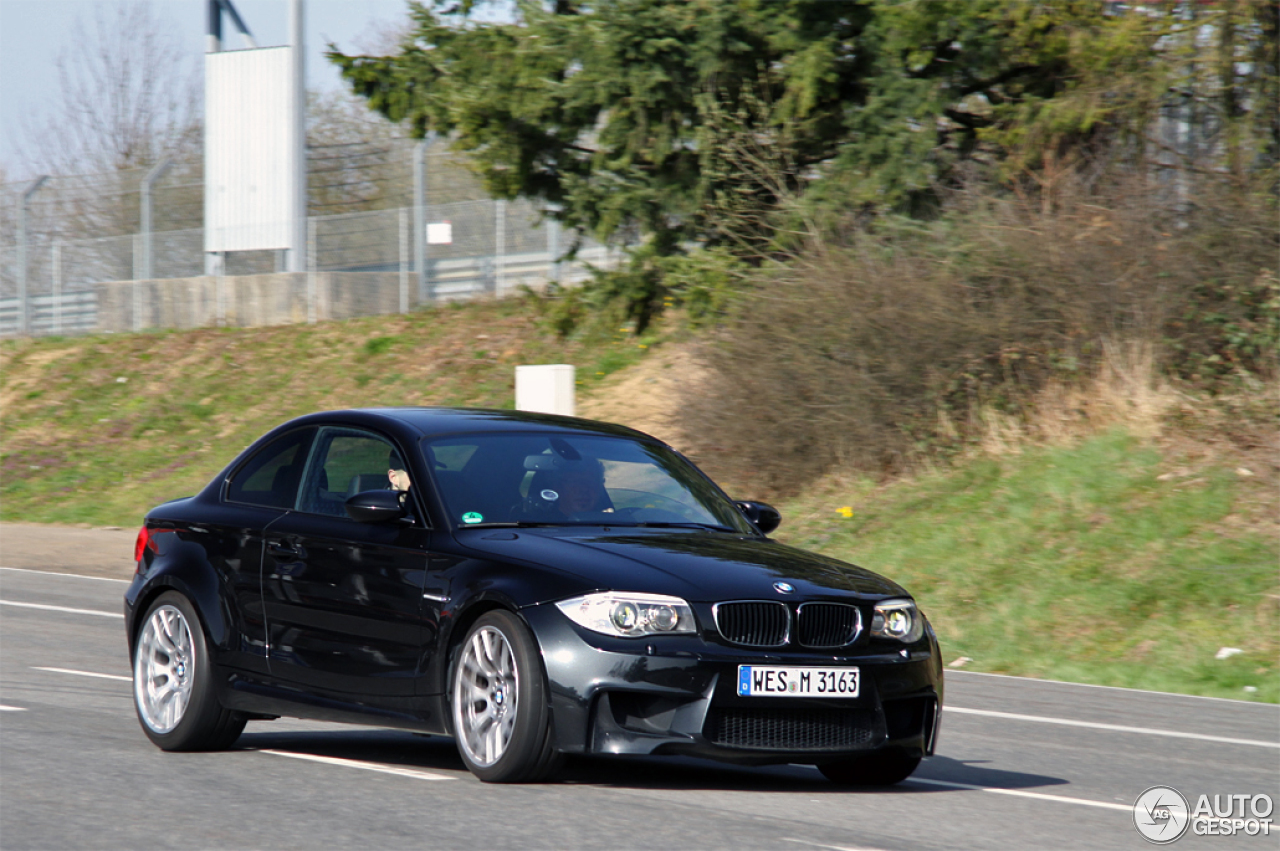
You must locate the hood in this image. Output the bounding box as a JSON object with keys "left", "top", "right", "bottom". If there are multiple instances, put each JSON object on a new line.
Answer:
{"left": 454, "top": 527, "right": 907, "bottom": 603}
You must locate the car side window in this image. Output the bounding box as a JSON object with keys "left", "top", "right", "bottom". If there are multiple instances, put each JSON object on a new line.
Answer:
{"left": 225, "top": 429, "right": 315, "bottom": 509}
{"left": 298, "top": 427, "right": 402, "bottom": 518}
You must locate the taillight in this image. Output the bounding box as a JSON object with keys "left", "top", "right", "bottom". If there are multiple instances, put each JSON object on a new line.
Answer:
{"left": 134, "top": 525, "right": 151, "bottom": 566}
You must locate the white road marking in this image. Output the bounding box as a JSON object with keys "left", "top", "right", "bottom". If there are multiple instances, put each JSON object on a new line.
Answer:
{"left": 782, "top": 839, "right": 894, "bottom": 851}
{"left": 0, "top": 600, "right": 123, "bottom": 618}
{"left": 33, "top": 667, "right": 131, "bottom": 682}
{"left": 909, "top": 777, "right": 1133, "bottom": 813}
{"left": 949, "top": 669, "right": 1275, "bottom": 706}
{"left": 0, "top": 705, "right": 27, "bottom": 711}
{"left": 258, "top": 749, "right": 454, "bottom": 781}
{"left": 0, "top": 566, "right": 131, "bottom": 584}
{"left": 782, "top": 839, "right": 892, "bottom": 851}
{"left": 946, "top": 705, "right": 1279, "bottom": 749}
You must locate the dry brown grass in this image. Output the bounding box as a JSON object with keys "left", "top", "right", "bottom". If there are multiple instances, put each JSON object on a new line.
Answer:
{"left": 671, "top": 173, "right": 1277, "bottom": 499}
{"left": 970, "top": 339, "right": 1181, "bottom": 456}
{"left": 576, "top": 341, "right": 701, "bottom": 447}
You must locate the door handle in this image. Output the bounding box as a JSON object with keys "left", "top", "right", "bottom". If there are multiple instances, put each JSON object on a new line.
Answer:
{"left": 267, "top": 541, "right": 301, "bottom": 559}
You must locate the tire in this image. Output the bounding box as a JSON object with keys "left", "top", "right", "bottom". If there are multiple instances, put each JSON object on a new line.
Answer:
{"left": 450, "top": 610, "right": 562, "bottom": 783}
{"left": 132, "top": 591, "right": 246, "bottom": 751}
{"left": 819, "top": 748, "right": 922, "bottom": 786}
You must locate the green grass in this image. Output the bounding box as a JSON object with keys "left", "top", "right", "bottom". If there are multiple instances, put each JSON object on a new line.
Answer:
{"left": 2, "top": 305, "right": 1274, "bottom": 703}
{"left": 776, "top": 430, "right": 1279, "bottom": 702}
{"left": 0, "top": 296, "right": 648, "bottom": 527}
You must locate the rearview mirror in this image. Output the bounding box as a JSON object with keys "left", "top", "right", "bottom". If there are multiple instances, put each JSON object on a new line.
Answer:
{"left": 345, "top": 489, "right": 406, "bottom": 524}
{"left": 734, "top": 501, "right": 781, "bottom": 535}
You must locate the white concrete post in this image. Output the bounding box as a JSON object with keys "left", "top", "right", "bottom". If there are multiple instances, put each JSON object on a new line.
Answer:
{"left": 515, "top": 364, "right": 576, "bottom": 416}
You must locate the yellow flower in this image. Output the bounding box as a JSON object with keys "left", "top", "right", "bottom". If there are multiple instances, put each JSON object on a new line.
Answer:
{"left": 836, "top": 506, "right": 854, "bottom": 518}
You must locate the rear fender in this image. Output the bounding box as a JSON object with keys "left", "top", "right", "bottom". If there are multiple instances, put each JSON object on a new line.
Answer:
{"left": 128, "top": 537, "right": 228, "bottom": 656}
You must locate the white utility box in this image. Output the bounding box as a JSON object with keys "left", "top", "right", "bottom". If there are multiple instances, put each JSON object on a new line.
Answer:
{"left": 515, "top": 364, "right": 576, "bottom": 416}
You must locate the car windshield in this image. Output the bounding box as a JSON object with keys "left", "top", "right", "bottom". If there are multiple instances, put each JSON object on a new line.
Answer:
{"left": 421, "top": 432, "right": 754, "bottom": 533}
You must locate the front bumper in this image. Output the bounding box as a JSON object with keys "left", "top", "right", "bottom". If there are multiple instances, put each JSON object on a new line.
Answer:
{"left": 523, "top": 603, "right": 943, "bottom": 766}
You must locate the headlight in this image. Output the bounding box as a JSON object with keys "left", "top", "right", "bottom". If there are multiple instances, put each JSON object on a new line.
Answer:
{"left": 871, "top": 599, "right": 924, "bottom": 643}
{"left": 556, "top": 592, "right": 696, "bottom": 638}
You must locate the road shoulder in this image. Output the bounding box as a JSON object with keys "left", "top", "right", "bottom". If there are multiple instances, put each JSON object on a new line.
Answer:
{"left": 0, "top": 522, "right": 136, "bottom": 580}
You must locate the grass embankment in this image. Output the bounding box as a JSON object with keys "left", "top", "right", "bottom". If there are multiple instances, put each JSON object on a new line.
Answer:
{"left": 1, "top": 306, "right": 1275, "bottom": 702}
{"left": 777, "top": 431, "right": 1278, "bottom": 702}
{"left": 0, "top": 298, "right": 654, "bottom": 526}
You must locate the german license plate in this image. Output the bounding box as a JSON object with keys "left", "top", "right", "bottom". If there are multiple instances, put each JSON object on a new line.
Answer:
{"left": 737, "top": 666, "right": 860, "bottom": 697}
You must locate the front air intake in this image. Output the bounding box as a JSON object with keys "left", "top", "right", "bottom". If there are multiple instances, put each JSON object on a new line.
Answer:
{"left": 705, "top": 708, "right": 883, "bottom": 751}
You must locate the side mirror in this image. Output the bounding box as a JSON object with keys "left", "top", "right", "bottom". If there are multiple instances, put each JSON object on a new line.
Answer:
{"left": 735, "top": 500, "right": 781, "bottom": 535}
{"left": 345, "top": 489, "right": 407, "bottom": 524}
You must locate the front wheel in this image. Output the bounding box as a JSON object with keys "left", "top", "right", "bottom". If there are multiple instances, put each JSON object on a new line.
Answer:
{"left": 819, "top": 748, "right": 922, "bottom": 786}
{"left": 132, "top": 591, "right": 245, "bottom": 751}
{"left": 450, "top": 610, "right": 561, "bottom": 783}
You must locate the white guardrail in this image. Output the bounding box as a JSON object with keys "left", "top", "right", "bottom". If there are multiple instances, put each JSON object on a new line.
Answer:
{"left": 0, "top": 246, "right": 614, "bottom": 337}
{"left": 0, "top": 291, "right": 98, "bottom": 336}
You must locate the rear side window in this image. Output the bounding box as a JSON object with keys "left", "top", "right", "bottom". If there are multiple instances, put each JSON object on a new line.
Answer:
{"left": 225, "top": 429, "right": 314, "bottom": 509}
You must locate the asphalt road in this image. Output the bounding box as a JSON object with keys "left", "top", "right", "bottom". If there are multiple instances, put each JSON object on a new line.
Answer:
{"left": 1, "top": 564, "right": 1277, "bottom": 851}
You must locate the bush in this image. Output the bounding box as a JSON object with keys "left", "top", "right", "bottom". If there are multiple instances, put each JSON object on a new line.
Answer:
{"left": 675, "top": 177, "right": 1277, "bottom": 496}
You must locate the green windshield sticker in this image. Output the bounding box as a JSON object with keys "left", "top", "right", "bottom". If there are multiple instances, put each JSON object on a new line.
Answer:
{"left": 461, "top": 512, "right": 484, "bottom": 524}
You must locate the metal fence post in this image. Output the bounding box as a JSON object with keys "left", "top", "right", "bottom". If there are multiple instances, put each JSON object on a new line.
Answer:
{"left": 307, "top": 217, "right": 317, "bottom": 324}
{"left": 17, "top": 175, "right": 49, "bottom": 336}
{"left": 398, "top": 206, "right": 409, "bottom": 314}
{"left": 495, "top": 199, "right": 506, "bottom": 295}
{"left": 132, "top": 233, "right": 143, "bottom": 332}
{"left": 413, "top": 141, "right": 426, "bottom": 303}
{"left": 216, "top": 254, "right": 225, "bottom": 327}
{"left": 140, "top": 157, "right": 173, "bottom": 283}
{"left": 51, "top": 240, "right": 62, "bottom": 335}
{"left": 547, "top": 211, "right": 560, "bottom": 284}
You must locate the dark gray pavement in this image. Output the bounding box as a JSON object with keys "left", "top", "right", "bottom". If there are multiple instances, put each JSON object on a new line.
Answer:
{"left": 1, "top": 564, "right": 1277, "bottom": 850}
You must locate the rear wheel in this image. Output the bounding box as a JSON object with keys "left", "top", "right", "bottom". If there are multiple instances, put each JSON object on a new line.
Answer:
{"left": 132, "top": 591, "right": 245, "bottom": 751}
{"left": 450, "top": 610, "right": 561, "bottom": 783}
{"left": 819, "top": 748, "right": 921, "bottom": 786}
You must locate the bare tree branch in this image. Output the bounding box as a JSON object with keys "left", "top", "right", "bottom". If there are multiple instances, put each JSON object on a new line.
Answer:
{"left": 13, "top": 1, "right": 201, "bottom": 176}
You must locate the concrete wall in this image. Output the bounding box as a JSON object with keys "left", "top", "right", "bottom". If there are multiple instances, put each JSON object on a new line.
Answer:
{"left": 94, "top": 272, "right": 416, "bottom": 333}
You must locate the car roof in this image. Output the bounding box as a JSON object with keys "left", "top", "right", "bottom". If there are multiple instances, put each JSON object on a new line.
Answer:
{"left": 339, "top": 407, "right": 659, "bottom": 442}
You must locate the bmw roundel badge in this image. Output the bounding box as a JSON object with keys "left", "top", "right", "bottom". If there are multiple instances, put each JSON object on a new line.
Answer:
{"left": 773, "top": 582, "right": 795, "bottom": 594}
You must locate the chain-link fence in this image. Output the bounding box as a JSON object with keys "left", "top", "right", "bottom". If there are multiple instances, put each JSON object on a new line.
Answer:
{"left": 1, "top": 140, "right": 611, "bottom": 337}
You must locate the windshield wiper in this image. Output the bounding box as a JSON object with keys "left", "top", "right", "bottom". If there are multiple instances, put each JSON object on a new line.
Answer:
{"left": 630, "top": 521, "right": 737, "bottom": 532}
{"left": 461, "top": 521, "right": 618, "bottom": 529}
{"left": 462, "top": 521, "right": 559, "bottom": 528}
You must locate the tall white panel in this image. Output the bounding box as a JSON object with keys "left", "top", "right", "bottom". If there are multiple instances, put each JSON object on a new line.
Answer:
{"left": 205, "top": 47, "right": 298, "bottom": 253}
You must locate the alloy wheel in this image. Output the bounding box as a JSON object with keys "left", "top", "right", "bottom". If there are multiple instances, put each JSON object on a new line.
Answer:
{"left": 454, "top": 626, "right": 520, "bottom": 767}
{"left": 133, "top": 604, "right": 195, "bottom": 734}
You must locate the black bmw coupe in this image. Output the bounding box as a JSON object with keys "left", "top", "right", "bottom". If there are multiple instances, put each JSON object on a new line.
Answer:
{"left": 125, "top": 408, "right": 943, "bottom": 784}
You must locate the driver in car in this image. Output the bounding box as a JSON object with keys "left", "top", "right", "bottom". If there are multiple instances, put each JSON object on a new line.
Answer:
{"left": 388, "top": 449, "right": 411, "bottom": 509}
{"left": 540, "top": 459, "right": 613, "bottom": 519}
